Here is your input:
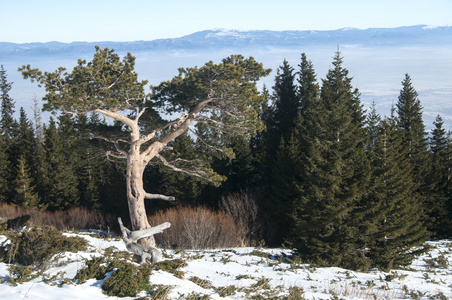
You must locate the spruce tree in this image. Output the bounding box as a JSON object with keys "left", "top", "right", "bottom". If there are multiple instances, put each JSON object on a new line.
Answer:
{"left": 152, "top": 132, "right": 204, "bottom": 206}
{"left": 367, "top": 102, "right": 381, "bottom": 153}
{"left": 396, "top": 74, "right": 431, "bottom": 229}
{"left": 428, "top": 115, "right": 450, "bottom": 237}
{"left": 396, "top": 74, "right": 429, "bottom": 177}
{"left": 0, "top": 65, "right": 18, "bottom": 139}
{"left": 288, "top": 51, "right": 370, "bottom": 269}
{"left": 41, "top": 118, "right": 80, "bottom": 210}
{"left": 10, "top": 108, "right": 37, "bottom": 175}
{"left": 269, "top": 114, "right": 304, "bottom": 244}
{"left": 297, "top": 53, "right": 320, "bottom": 119}
{"left": 272, "top": 59, "right": 300, "bottom": 144}
{"left": 0, "top": 133, "right": 9, "bottom": 203}
{"left": 1, "top": 66, "right": 18, "bottom": 201}
{"left": 12, "top": 155, "right": 41, "bottom": 209}
{"left": 367, "top": 110, "right": 429, "bottom": 270}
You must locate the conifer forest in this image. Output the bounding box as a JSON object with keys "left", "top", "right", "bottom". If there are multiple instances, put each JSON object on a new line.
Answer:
{"left": 1, "top": 49, "right": 451, "bottom": 271}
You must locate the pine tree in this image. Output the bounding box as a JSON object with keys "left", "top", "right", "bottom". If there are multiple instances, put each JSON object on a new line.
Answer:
{"left": 366, "top": 110, "right": 429, "bottom": 270}
{"left": 12, "top": 155, "right": 41, "bottom": 209}
{"left": 288, "top": 51, "right": 370, "bottom": 269}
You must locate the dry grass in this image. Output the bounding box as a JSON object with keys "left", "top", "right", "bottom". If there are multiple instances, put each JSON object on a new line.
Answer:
{"left": 150, "top": 206, "right": 248, "bottom": 249}
{"left": 0, "top": 202, "right": 115, "bottom": 231}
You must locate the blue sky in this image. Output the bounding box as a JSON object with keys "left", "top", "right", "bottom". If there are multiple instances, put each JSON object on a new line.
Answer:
{"left": 1, "top": 0, "right": 451, "bottom": 43}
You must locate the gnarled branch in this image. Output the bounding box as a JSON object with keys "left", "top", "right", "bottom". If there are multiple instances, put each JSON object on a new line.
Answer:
{"left": 118, "top": 217, "right": 171, "bottom": 263}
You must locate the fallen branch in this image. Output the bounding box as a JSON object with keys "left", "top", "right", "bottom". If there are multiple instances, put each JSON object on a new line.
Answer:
{"left": 117, "top": 217, "right": 171, "bottom": 263}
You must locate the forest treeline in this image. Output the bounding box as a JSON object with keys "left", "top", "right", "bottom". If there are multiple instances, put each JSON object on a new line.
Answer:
{"left": 1, "top": 51, "right": 451, "bottom": 271}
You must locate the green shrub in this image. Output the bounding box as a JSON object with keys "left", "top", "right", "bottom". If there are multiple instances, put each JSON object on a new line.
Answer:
{"left": 102, "top": 263, "right": 154, "bottom": 297}
{"left": 149, "top": 285, "right": 173, "bottom": 299}
{"left": 250, "top": 250, "right": 271, "bottom": 259}
{"left": 7, "top": 264, "right": 36, "bottom": 286}
{"left": 189, "top": 276, "right": 212, "bottom": 289}
{"left": 151, "top": 258, "right": 187, "bottom": 279}
{"left": 74, "top": 254, "right": 156, "bottom": 298}
{"left": 285, "top": 286, "right": 305, "bottom": 300}
{"left": 73, "top": 256, "right": 111, "bottom": 284}
{"left": 216, "top": 285, "right": 237, "bottom": 297}
{"left": 183, "top": 292, "right": 211, "bottom": 300}
{"left": 0, "top": 225, "right": 88, "bottom": 271}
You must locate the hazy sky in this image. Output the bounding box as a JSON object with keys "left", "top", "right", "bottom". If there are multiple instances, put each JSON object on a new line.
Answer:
{"left": 1, "top": 0, "right": 451, "bottom": 43}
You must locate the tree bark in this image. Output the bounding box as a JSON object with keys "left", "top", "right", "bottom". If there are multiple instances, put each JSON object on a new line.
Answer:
{"left": 126, "top": 149, "right": 156, "bottom": 247}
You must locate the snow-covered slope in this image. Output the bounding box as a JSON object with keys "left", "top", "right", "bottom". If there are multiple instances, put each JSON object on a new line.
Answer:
{"left": 1, "top": 232, "right": 451, "bottom": 299}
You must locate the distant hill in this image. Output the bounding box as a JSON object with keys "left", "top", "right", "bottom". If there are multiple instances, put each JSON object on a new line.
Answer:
{"left": 2, "top": 25, "right": 452, "bottom": 130}
{"left": 1, "top": 25, "right": 451, "bottom": 56}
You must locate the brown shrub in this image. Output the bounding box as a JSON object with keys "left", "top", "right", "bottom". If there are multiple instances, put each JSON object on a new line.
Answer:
{"left": 149, "top": 206, "right": 248, "bottom": 249}
{"left": 0, "top": 202, "right": 115, "bottom": 231}
{"left": 219, "top": 189, "right": 261, "bottom": 241}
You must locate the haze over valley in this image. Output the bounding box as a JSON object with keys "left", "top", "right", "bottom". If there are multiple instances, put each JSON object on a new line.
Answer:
{"left": 2, "top": 25, "right": 451, "bottom": 129}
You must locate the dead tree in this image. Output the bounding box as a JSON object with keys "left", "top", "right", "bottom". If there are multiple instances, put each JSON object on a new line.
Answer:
{"left": 20, "top": 48, "right": 270, "bottom": 250}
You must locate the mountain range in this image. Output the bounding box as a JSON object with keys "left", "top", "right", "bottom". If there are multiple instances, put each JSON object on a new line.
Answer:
{"left": 1, "top": 25, "right": 452, "bottom": 130}
{"left": 1, "top": 25, "right": 451, "bottom": 56}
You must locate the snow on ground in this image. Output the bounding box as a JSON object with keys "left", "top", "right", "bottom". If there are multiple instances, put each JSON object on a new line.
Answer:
{"left": 1, "top": 232, "right": 451, "bottom": 299}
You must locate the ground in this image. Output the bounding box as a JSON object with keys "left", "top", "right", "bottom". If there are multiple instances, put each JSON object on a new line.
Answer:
{"left": 0, "top": 231, "right": 451, "bottom": 299}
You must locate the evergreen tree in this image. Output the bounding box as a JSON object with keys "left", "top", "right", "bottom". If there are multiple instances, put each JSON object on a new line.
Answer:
{"left": 367, "top": 110, "right": 429, "bottom": 269}
{"left": 367, "top": 102, "right": 381, "bottom": 153}
{"left": 0, "top": 133, "right": 9, "bottom": 203}
{"left": 396, "top": 74, "right": 429, "bottom": 176}
{"left": 288, "top": 51, "right": 370, "bottom": 269}
{"left": 268, "top": 115, "right": 304, "bottom": 244}
{"left": 0, "top": 65, "right": 18, "bottom": 139}
{"left": 272, "top": 60, "right": 300, "bottom": 144}
{"left": 297, "top": 53, "right": 320, "bottom": 120}
{"left": 41, "top": 118, "right": 80, "bottom": 210}
{"left": 1, "top": 66, "right": 18, "bottom": 202}
{"left": 151, "top": 132, "right": 204, "bottom": 206}
{"left": 396, "top": 74, "right": 431, "bottom": 228}
{"left": 428, "top": 115, "right": 451, "bottom": 237}
{"left": 12, "top": 155, "right": 41, "bottom": 209}
{"left": 32, "top": 95, "right": 45, "bottom": 148}
{"left": 10, "top": 108, "right": 37, "bottom": 170}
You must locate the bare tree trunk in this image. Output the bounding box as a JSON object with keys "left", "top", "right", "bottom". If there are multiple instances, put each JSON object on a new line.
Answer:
{"left": 126, "top": 150, "right": 156, "bottom": 248}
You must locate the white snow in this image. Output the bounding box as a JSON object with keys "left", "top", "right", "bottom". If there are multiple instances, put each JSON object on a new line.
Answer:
{"left": 1, "top": 232, "right": 451, "bottom": 299}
